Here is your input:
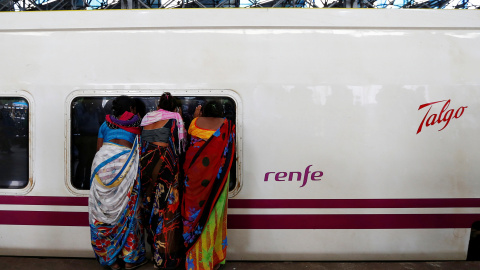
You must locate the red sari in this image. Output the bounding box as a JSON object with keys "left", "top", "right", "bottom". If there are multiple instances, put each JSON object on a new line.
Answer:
{"left": 182, "top": 118, "right": 235, "bottom": 270}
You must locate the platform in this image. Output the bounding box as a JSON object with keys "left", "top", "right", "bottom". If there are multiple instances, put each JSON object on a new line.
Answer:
{"left": 1, "top": 257, "right": 480, "bottom": 270}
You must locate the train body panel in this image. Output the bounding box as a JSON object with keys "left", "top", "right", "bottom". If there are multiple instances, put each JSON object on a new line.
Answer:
{"left": 0, "top": 9, "right": 479, "bottom": 260}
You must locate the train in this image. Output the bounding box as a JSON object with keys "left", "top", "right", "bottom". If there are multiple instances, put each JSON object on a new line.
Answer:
{"left": 0, "top": 8, "right": 480, "bottom": 261}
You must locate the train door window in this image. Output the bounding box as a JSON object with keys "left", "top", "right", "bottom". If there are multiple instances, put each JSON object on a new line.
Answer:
{"left": 70, "top": 94, "right": 239, "bottom": 195}
{"left": 0, "top": 97, "right": 29, "bottom": 189}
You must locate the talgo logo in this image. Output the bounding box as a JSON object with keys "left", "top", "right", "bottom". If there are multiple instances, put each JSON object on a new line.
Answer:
{"left": 264, "top": 165, "right": 324, "bottom": 188}
{"left": 417, "top": 99, "right": 467, "bottom": 134}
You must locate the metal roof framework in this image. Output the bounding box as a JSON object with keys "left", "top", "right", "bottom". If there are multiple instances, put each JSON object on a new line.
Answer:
{"left": 0, "top": 0, "right": 478, "bottom": 12}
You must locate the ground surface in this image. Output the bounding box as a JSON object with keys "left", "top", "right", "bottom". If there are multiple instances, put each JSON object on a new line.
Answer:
{"left": 1, "top": 257, "right": 480, "bottom": 270}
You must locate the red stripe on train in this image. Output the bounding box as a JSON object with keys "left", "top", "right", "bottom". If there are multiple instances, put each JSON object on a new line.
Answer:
{"left": 0, "top": 196, "right": 88, "bottom": 206}
{"left": 2, "top": 197, "right": 480, "bottom": 208}
{"left": 228, "top": 199, "right": 480, "bottom": 208}
{"left": 0, "top": 211, "right": 89, "bottom": 226}
{"left": 228, "top": 214, "right": 480, "bottom": 229}
{"left": 1, "top": 211, "right": 480, "bottom": 229}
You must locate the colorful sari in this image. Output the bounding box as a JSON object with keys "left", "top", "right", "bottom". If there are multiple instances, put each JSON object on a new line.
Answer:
{"left": 182, "top": 118, "right": 235, "bottom": 270}
{"left": 89, "top": 135, "right": 146, "bottom": 266}
{"left": 140, "top": 111, "right": 186, "bottom": 269}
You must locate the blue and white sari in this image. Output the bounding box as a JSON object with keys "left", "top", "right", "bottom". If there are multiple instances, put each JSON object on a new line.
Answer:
{"left": 88, "top": 137, "right": 146, "bottom": 266}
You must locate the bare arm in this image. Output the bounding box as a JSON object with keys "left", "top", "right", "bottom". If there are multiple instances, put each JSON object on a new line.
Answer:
{"left": 193, "top": 105, "right": 202, "bottom": 118}
{"left": 97, "top": 138, "right": 103, "bottom": 151}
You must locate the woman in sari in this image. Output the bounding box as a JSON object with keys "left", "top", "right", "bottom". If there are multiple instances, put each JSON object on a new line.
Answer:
{"left": 89, "top": 95, "right": 147, "bottom": 270}
{"left": 140, "top": 92, "right": 186, "bottom": 269}
{"left": 182, "top": 101, "right": 236, "bottom": 270}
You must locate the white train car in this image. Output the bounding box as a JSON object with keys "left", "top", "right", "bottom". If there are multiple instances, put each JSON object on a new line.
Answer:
{"left": 0, "top": 9, "right": 479, "bottom": 261}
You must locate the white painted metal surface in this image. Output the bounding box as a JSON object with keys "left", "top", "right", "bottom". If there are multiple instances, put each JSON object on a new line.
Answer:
{"left": 0, "top": 9, "right": 479, "bottom": 260}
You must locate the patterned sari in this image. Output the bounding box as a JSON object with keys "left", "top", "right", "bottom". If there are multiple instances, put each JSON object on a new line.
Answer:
{"left": 182, "top": 118, "right": 235, "bottom": 270}
{"left": 89, "top": 136, "right": 146, "bottom": 266}
{"left": 140, "top": 117, "right": 185, "bottom": 269}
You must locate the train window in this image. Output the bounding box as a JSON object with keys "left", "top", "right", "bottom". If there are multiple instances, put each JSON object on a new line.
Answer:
{"left": 70, "top": 95, "right": 238, "bottom": 193}
{"left": 0, "top": 97, "right": 29, "bottom": 189}
{"left": 71, "top": 97, "right": 105, "bottom": 190}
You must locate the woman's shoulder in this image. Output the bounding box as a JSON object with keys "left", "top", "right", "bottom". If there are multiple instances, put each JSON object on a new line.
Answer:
{"left": 142, "top": 110, "right": 157, "bottom": 119}
{"left": 98, "top": 121, "right": 109, "bottom": 137}
{"left": 141, "top": 111, "right": 160, "bottom": 126}
{"left": 99, "top": 121, "right": 108, "bottom": 130}
{"left": 143, "top": 110, "right": 182, "bottom": 121}
{"left": 187, "top": 118, "right": 198, "bottom": 133}
{"left": 189, "top": 117, "right": 198, "bottom": 126}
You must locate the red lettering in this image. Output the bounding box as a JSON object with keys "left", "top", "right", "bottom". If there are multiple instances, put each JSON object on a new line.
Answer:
{"left": 265, "top": 166, "right": 324, "bottom": 187}
{"left": 437, "top": 99, "right": 450, "bottom": 124}
{"left": 275, "top": 172, "right": 287, "bottom": 181}
{"left": 264, "top": 172, "right": 275, "bottom": 181}
{"left": 417, "top": 100, "right": 467, "bottom": 134}
{"left": 438, "top": 109, "right": 453, "bottom": 131}
{"left": 288, "top": 172, "right": 301, "bottom": 181}
{"left": 417, "top": 106, "right": 433, "bottom": 134}
{"left": 311, "top": 171, "right": 323, "bottom": 181}
{"left": 300, "top": 165, "right": 312, "bottom": 188}
{"left": 455, "top": 106, "right": 467, "bottom": 118}
{"left": 426, "top": 113, "right": 437, "bottom": 127}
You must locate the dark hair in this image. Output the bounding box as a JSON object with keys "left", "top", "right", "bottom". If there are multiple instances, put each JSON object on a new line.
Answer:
{"left": 158, "top": 92, "right": 177, "bottom": 112}
{"left": 202, "top": 100, "right": 224, "bottom": 117}
{"left": 133, "top": 98, "right": 146, "bottom": 118}
{"left": 111, "top": 95, "right": 134, "bottom": 117}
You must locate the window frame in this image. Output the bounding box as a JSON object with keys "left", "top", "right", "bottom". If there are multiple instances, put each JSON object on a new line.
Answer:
{"left": 0, "top": 90, "right": 34, "bottom": 195}
{"left": 65, "top": 89, "right": 243, "bottom": 198}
